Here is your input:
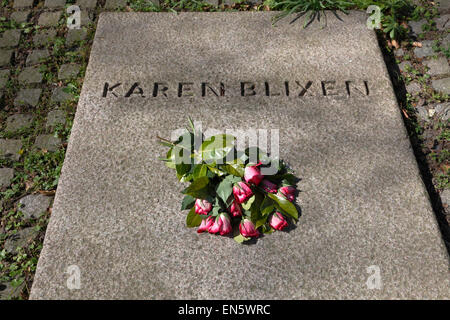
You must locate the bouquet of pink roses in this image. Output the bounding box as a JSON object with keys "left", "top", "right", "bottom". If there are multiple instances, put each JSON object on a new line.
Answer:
{"left": 158, "top": 119, "right": 300, "bottom": 243}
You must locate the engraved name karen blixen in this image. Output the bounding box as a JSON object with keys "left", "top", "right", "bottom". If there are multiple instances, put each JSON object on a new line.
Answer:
{"left": 101, "top": 80, "right": 370, "bottom": 98}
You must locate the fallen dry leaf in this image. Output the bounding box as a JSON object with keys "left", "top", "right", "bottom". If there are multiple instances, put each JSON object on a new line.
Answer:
{"left": 412, "top": 41, "right": 422, "bottom": 48}
{"left": 391, "top": 39, "right": 400, "bottom": 49}
{"left": 38, "top": 190, "right": 56, "bottom": 196}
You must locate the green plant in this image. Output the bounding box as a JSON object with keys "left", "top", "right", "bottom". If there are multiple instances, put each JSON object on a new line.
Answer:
{"left": 267, "top": 0, "right": 352, "bottom": 26}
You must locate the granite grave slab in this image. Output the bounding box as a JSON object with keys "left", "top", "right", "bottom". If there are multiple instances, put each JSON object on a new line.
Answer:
{"left": 30, "top": 12, "right": 450, "bottom": 299}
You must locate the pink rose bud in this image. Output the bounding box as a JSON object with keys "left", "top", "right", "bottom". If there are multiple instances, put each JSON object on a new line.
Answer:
{"left": 269, "top": 212, "right": 288, "bottom": 231}
{"left": 260, "top": 179, "right": 278, "bottom": 194}
{"left": 197, "top": 216, "right": 215, "bottom": 233}
{"left": 208, "top": 213, "right": 232, "bottom": 236}
{"left": 228, "top": 199, "right": 242, "bottom": 217}
{"left": 244, "top": 165, "right": 263, "bottom": 186}
{"left": 195, "top": 199, "right": 212, "bottom": 215}
{"left": 239, "top": 218, "right": 260, "bottom": 238}
{"left": 279, "top": 186, "right": 296, "bottom": 202}
{"left": 208, "top": 217, "right": 221, "bottom": 234}
{"left": 232, "top": 182, "right": 253, "bottom": 204}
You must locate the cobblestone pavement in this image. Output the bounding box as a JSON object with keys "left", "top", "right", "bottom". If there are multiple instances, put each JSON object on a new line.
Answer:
{"left": 0, "top": 0, "right": 449, "bottom": 299}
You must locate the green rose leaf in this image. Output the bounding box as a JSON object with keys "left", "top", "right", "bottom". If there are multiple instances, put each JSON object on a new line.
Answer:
{"left": 181, "top": 195, "right": 196, "bottom": 210}
{"left": 182, "top": 176, "right": 210, "bottom": 199}
{"left": 198, "top": 134, "right": 235, "bottom": 163}
{"left": 260, "top": 196, "right": 275, "bottom": 216}
{"left": 233, "top": 234, "right": 249, "bottom": 243}
{"left": 267, "top": 193, "right": 298, "bottom": 220}
{"left": 186, "top": 207, "right": 202, "bottom": 228}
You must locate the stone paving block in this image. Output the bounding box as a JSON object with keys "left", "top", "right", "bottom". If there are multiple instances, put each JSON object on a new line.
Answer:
{"left": 414, "top": 40, "right": 435, "bottom": 58}
{"left": 0, "top": 49, "right": 14, "bottom": 67}
{"left": 29, "top": 12, "right": 450, "bottom": 300}
{"left": 435, "top": 14, "right": 449, "bottom": 31}
{"left": 76, "top": 0, "right": 97, "bottom": 8}
{"left": 406, "top": 81, "right": 421, "bottom": 94}
{"left": 424, "top": 57, "right": 450, "bottom": 76}
{"left": 5, "top": 113, "right": 34, "bottom": 132}
{"left": 19, "top": 194, "right": 52, "bottom": 219}
{"left": 46, "top": 109, "right": 66, "bottom": 127}
{"left": 10, "top": 11, "right": 31, "bottom": 23}
{"left": 104, "top": 0, "right": 127, "bottom": 10}
{"left": 432, "top": 77, "right": 450, "bottom": 95}
{"left": 26, "top": 49, "right": 50, "bottom": 66}
{"left": 4, "top": 227, "right": 39, "bottom": 253}
{"left": 0, "top": 69, "right": 10, "bottom": 89}
{"left": 51, "top": 87, "right": 74, "bottom": 102}
{"left": 33, "top": 29, "right": 57, "bottom": 46}
{"left": 398, "top": 61, "right": 412, "bottom": 73}
{"left": 13, "top": 0, "right": 34, "bottom": 8}
{"left": 38, "top": 11, "right": 63, "bottom": 27}
{"left": 0, "top": 167, "right": 14, "bottom": 188}
{"left": 0, "top": 281, "right": 25, "bottom": 300}
{"left": 18, "top": 66, "right": 43, "bottom": 84}
{"left": 58, "top": 63, "right": 80, "bottom": 80}
{"left": 66, "top": 28, "right": 87, "bottom": 46}
{"left": 409, "top": 19, "right": 426, "bottom": 35}
{"left": 44, "top": 0, "right": 66, "bottom": 8}
{"left": 14, "top": 88, "right": 42, "bottom": 107}
{"left": 80, "top": 11, "right": 95, "bottom": 26}
{"left": 0, "top": 29, "right": 21, "bottom": 48}
{"left": 34, "top": 134, "right": 61, "bottom": 152}
{"left": 0, "top": 139, "right": 22, "bottom": 161}
{"left": 437, "top": 0, "right": 450, "bottom": 12}
{"left": 435, "top": 102, "right": 450, "bottom": 121}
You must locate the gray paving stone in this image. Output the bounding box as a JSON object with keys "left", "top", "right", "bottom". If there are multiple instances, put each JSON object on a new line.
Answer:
{"left": 10, "top": 11, "right": 31, "bottom": 23}
{"left": 4, "top": 227, "right": 38, "bottom": 253}
{"left": 104, "top": 0, "right": 127, "bottom": 10}
{"left": 66, "top": 28, "right": 87, "bottom": 46}
{"left": 30, "top": 12, "right": 450, "bottom": 300}
{"left": 18, "top": 66, "right": 43, "bottom": 84}
{"left": 0, "top": 281, "right": 25, "bottom": 300}
{"left": 416, "top": 106, "right": 429, "bottom": 122}
{"left": 5, "top": 113, "right": 34, "bottom": 132}
{"left": 424, "top": 57, "right": 450, "bottom": 76}
{"left": 0, "top": 49, "right": 14, "bottom": 67}
{"left": 38, "top": 11, "right": 62, "bottom": 27}
{"left": 76, "top": 0, "right": 97, "bottom": 8}
{"left": 437, "top": 0, "right": 450, "bottom": 11}
{"left": 14, "top": 88, "right": 41, "bottom": 107}
{"left": 406, "top": 81, "right": 421, "bottom": 94}
{"left": 409, "top": 19, "right": 426, "bottom": 35}
{"left": 51, "top": 87, "right": 74, "bottom": 102}
{"left": 435, "top": 14, "right": 449, "bottom": 31}
{"left": 0, "top": 139, "right": 22, "bottom": 161}
{"left": 0, "top": 167, "right": 14, "bottom": 188}
{"left": 398, "top": 61, "right": 412, "bottom": 73}
{"left": 26, "top": 49, "right": 50, "bottom": 66}
{"left": 435, "top": 102, "right": 450, "bottom": 121}
{"left": 34, "top": 134, "right": 61, "bottom": 152}
{"left": 13, "top": 0, "right": 34, "bottom": 8}
{"left": 19, "top": 194, "right": 52, "bottom": 219}
{"left": 46, "top": 109, "right": 66, "bottom": 127}
{"left": 394, "top": 48, "right": 404, "bottom": 57}
{"left": 44, "top": 0, "right": 66, "bottom": 8}
{"left": 441, "top": 189, "right": 450, "bottom": 205}
{"left": 58, "top": 63, "right": 80, "bottom": 80}
{"left": 0, "top": 29, "right": 21, "bottom": 48}
{"left": 80, "top": 11, "right": 94, "bottom": 26}
{"left": 0, "top": 69, "right": 10, "bottom": 89}
{"left": 205, "top": 0, "right": 219, "bottom": 6}
{"left": 33, "top": 29, "right": 57, "bottom": 46}
{"left": 414, "top": 40, "right": 435, "bottom": 58}
{"left": 432, "top": 77, "right": 450, "bottom": 95}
